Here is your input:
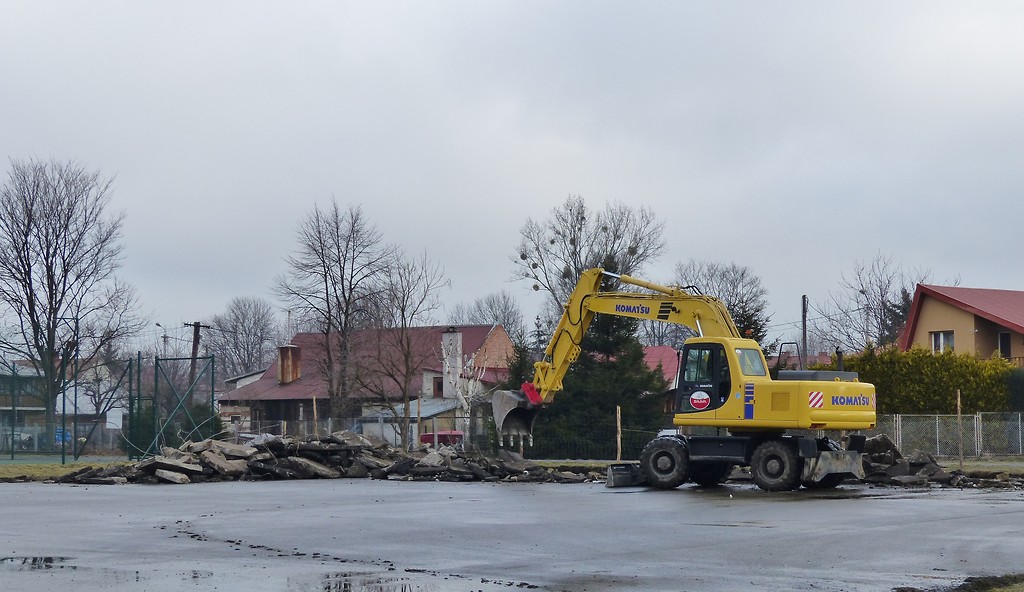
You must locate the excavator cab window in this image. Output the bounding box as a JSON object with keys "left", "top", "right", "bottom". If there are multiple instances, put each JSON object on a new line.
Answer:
{"left": 735, "top": 348, "right": 767, "bottom": 376}
{"left": 676, "top": 344, "right": 730, "bottom": 413}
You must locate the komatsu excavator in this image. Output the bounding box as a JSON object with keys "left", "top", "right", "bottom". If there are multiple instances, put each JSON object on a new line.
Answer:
{"left": 493, "top": 268, "right": 876, "bottom": 492}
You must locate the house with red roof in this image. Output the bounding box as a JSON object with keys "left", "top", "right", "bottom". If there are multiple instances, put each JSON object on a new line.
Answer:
{"left": 900, "top": 284, "right": 1024, "bottom": 366}
{"left": 219, "top": 324, "right": 514, "bottom": 442}
{"left": 643, "top": 346, "right": 681, "bottom": 390}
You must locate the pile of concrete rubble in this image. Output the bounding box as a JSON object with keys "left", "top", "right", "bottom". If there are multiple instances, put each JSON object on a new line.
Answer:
{"left": 36, "top": 432, "right": 1024, "bottom": 490}
{"left": 53, "top": 431, "right": 600, "bottom": 486}
{"left": 860, "top": 434, "right": 1024, "bottom": 489}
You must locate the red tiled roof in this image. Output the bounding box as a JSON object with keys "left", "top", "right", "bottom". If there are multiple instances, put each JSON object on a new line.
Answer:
{"left": 220, "top": 325, "right": 509, "bottom": 403}
{"left": 900, "top": 284, "right": 1024, "bottom": 350}
{"left": 643, "top": 346, "right": 680, "bottom": 385}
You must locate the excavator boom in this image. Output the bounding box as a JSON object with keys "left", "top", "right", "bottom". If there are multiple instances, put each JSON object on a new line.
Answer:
{"left": 493, "top": 268, "right": 740, "bottom": 443}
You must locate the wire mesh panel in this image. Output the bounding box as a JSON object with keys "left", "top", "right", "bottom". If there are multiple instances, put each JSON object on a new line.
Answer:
{"left": 894, "top": 415, "right": 978, "bottom": 457}
{"left": 1, "top": 371, "right": 67, "bottom": 456}
{"left": 978, "top": 413, "right": 1024, "bottom": 455}
{"left": 864, "top": 415, "right": 897, "bottom": 443}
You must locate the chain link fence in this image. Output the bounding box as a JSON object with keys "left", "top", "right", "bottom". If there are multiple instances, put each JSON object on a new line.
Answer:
{"left": 869, "top": 413, "right": 1024, "bottom": 458}
{"left": 227, "top": 411, "right": 1024, "bottom": 461}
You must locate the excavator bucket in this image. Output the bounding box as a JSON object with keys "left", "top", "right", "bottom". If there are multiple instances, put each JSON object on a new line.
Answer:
{"left": 492, "top": 389, "right": 540, "bottom": 447}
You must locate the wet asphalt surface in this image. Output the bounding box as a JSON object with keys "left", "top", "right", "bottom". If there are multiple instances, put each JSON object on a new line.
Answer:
{"left": 2, "top": 479, "right": 1023, "bottom": 592}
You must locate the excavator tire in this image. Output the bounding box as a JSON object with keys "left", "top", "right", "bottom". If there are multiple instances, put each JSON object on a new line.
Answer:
{"left": 640, "top": 437, "right": 690, "bottom": 489}
{"left": 750, "top": 439, "right": 802, "bottom": 492}
{"left": 689, "top": 462, "right": 733, "bottom": 487}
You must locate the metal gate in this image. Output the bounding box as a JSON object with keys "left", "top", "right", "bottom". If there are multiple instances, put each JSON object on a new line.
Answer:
{"left": 125, "top": 354, "right": 216, "bottom": 459}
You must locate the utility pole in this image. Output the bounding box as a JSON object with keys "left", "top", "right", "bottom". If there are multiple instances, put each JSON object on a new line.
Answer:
{"left": 801, "top": 295, "right": 808, "bottom": 370}
{"left": 185, "top": 321, "right": 211, "bottom": 406}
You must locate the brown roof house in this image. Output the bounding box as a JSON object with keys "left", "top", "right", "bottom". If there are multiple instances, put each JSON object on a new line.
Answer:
{"left": 900, "top": 284, "right": 1024, "bottom": 366}
{"left": 219, "top": 324, "right": 514, "bottom": 447}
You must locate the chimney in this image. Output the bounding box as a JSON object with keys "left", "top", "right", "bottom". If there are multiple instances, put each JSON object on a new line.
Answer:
{"left": 442, "top": 327, "right": 463, "bottom": 397}
{"left": 277, "top": 345, "right": 301, "bottom": 385}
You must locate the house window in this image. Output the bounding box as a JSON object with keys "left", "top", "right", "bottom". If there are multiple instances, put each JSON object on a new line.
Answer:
{"left": 931, "top": 331, "right": 954, "bottom": 353}
{"left": 999, "top": 332, "right": 1011, "bottom": 359}
{"left": 433, "top": 376, "right": 444, "bottom": 398}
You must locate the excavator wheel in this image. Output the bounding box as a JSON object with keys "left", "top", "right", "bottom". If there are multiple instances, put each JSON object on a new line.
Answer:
{"left": 750, "top": 439, "right": 802, "bottom": 492}
{"left": 689, "top": 462, "right": 733, "bottom": 487}
{"left": 640, "top": 437, "right": 690, "bottom": 489}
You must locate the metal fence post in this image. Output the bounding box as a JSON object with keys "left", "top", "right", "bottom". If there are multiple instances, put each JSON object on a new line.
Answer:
{"left": 974, "top": 413, "right": 982, "bottom": 457}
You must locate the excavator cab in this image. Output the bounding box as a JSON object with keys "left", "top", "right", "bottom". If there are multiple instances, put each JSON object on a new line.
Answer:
{"left": 675, "top": 342, "right": 731, "bottom": 413}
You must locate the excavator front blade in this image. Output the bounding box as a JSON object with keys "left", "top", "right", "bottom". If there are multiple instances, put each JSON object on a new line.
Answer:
{"left": 492, "top": 389, "right": 540, "bottom": 447}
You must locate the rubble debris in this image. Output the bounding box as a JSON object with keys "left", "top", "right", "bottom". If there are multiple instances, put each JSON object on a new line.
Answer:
{"left": 154, "top": 469, "right": 191, "bottom": 484}
{"left": 51, "top": 431, "right": 605, "bottom": 486}
{"left": 41, "top": 431, "right": 1024, "bottom": 490}
{"left": 861, "top": 434, "right": 1024, "bottom": 489}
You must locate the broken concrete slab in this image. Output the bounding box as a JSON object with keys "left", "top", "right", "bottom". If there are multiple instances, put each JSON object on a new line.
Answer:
{"left": 864, "top": 434, "right": 902, "bottom": 459}
{"left": 208, "top": 440, "right": 258, "bottom": 459}
{"left": 79, "top": 476, "right": 128, "bottom": 485}
{"left": 891, "top": 475, "right": 928, "bottom": 486}
{"left": 885, "top": 460, "right": 912, "bottom": 477}
{"left": 906, "top": 449, "right": 938, "bottom": 466}
{"left": 138, "top": 456, "right": 204, "bottom": 475}
{"left": 154, "top": 469, "right": 191, "bottom": 484}
{"left": 286, "top": 456, "right": 342, "bottom": 479}
{"left": 355, "top": 452, "right": 394, "bottom": 471}
{"left": 417, "top": 451, "right": 445, "bottom": 467}
{"left": 345, "top": 462, "right": 369, "bottom": 478}
{"left": 161, "top": 446, "right": 197, "bottom": 462}
{"left": 327, "top": 431, "right": 374, "bottom": 449}
{"left": 495, "top": 449, "right": 540, "bottom": 473}
{"left": 200, "top": 450, "right": 248, "bottom": 477}
{"left": 248, "top": 460, "right": 300, "bottom": 479}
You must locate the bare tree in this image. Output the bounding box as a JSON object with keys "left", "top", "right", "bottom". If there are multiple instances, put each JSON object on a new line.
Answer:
{"left": 206, "top": 296, "right": 283, "bottom": 379}
{"left": 0, "top": 158, "right": 145, "bottom": 444}
{"left": 513, "top": 195, "right": 666, "bottom": 315}
{"left": 73, "top": 339, "right": 129, "bottom": 419}
{"left": 638, "top": 315, "right": 689, "bottom": 350}
{"left": 674, "top": 259, "right": 774, "bottom": 348}
{"left": 276, "top": 201, "right": 393, "bottom": 420}
{"left": 811, "top": 253, "right": 931, "bottom": 352}
{"left": 447, "top": 291, "right": 527, "bottom": 346}
{"left": 355, "top": 250, "right": 448, "bottom": 449}
{"left": 640, "top": 260, "right": 774, "bottom": 350}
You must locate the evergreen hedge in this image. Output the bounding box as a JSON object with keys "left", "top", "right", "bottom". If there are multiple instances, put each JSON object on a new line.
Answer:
{"left": 815, "top": 347, "right": 1013, "bottom": 414}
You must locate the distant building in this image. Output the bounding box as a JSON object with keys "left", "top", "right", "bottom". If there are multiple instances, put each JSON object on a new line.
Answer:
{"left": 900, "top": 284, "right": 1024, "bottom": 366}
{"left": 218, "top": 325, "right": 514, "bottom": 445}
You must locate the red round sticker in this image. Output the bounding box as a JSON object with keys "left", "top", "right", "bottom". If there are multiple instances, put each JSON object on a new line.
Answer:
{"left": 690, "top": 391, "right": 710, "bottom": 410}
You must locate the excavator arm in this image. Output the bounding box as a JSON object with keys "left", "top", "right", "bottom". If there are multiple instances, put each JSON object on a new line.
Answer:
{"left": 493, "top": 268, "right": 741, "bottom": 443}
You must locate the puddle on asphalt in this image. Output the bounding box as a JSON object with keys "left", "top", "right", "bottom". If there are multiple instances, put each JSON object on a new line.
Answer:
{"left": 286, "top": 571, "right": 535, "bottom": 592}
{"left": 286, "top": 572, "right": 441, "bottom": 592}
{"left": 0, "top": 556, "right": 75, "bottom": 570}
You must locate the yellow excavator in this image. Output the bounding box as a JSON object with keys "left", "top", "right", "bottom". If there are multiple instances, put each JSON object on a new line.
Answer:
{"left": 493, "top": 268, "right": 876, "bottom": 492}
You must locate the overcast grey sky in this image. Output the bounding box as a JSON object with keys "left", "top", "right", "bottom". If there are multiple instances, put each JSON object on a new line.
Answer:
{"left": 3, "top": 2, "right": 1023, "bottom": 346}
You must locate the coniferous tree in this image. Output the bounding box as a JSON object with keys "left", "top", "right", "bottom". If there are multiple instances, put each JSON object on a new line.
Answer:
{"left": 529, "top": 266, "right": 668, "bottom": 459}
